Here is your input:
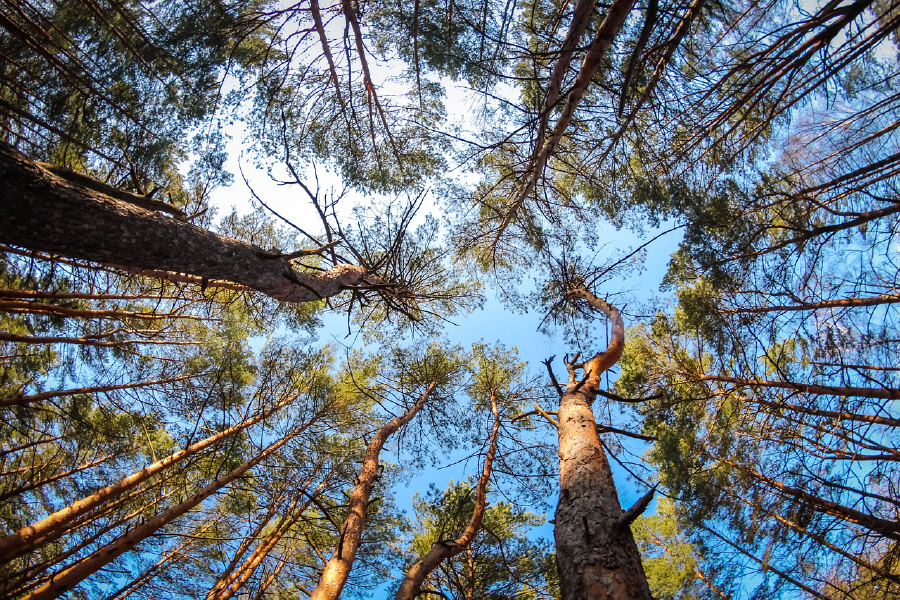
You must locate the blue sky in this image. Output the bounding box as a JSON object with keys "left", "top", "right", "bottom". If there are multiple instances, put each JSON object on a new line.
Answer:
{"left": 208, "top": 119, "right": 684, "bottom": 554}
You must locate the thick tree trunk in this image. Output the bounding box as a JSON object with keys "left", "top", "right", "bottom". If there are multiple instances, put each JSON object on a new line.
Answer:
{"left": 310, "top": 381, "right": 437, "bottom": 600}
{"left": 554, "top": 289, "right": 652, "bottom": 600}
{"left": 0, "top": 143, "right": 367, "bottom": 303}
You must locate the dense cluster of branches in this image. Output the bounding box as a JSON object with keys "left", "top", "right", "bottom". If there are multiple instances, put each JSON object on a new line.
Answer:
{"left": 1, "top": 0, "right": 899, "bottom": 598}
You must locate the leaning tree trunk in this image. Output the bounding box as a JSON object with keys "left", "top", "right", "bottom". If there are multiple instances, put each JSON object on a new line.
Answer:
{"left": 554, "top": 288, "right": 652, "bottom": 600}
{"left": 0, "top": 142, "right": 367, "bottom": 303}
{"left": 20, "top": 424, "right": 309, "bottom": 600}
{"left": 309, "top": 381, "right": 437, "bottom": 600}
{"left": 0, "top": 391, "right": 311, "bottom": 562}
{"left": 394, "top": 393, "right": 501, "bottom": 600}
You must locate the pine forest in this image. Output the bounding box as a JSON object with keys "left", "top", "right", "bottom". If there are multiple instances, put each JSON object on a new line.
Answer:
{"left": 0, "top": 0, "right": 898, "bottom": 598}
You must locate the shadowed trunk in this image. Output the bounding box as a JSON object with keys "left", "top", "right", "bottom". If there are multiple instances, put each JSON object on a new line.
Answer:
{"left": 0, "top": 143, "right": 367, "bottom": 303}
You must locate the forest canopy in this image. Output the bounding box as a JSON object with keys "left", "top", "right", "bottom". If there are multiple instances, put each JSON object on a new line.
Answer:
{"left": 0, "top": 0, "right": 898, "bottom": 598}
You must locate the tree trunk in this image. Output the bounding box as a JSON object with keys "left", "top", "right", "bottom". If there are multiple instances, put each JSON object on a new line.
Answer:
{"left": 554, "top": 289, "right": 652, "bottom": 600}
{"left": 20, "top": 426, "right": 304, "bottom": 600}
{"left": 1, "top": 373, "right": 196, "bottom": 407}
{"left": 310, "top": 381, "right": 437, "bottom": 600}
{"left": 0, "top": 142, "right": 367, "bottom": 303}
{"left": 697, "top": 373, "right": 900, "bottom": 400}
{"left": 496, "top": 0, "right": 635, "bottom": 241}
{"left": 211, "top": 472, "right": 329, "bottom": 600}
{"left": 0, "top": 392, "right": 312, "bottom": 561}
{"left": 395, "top": 393, "right": 501, "bottom": 600}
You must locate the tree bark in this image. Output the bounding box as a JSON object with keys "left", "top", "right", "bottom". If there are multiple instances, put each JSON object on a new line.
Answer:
{"left": 554, "top": 289, "right": 652, "bottom": 600}
{"left": 20, "top": 427, "right": 303, "bottom": 600}
{"left": 1, "top": 373, "right": 196, "bottom": 407}
{"left": 310, "top": 381, "right": 437, "bottom": 600}
{"left": 0, "top": 142, "right": 367, "bottom": 303}
{"left": 395, "top": 393, "right": 501, "bottom": 600}
{"left": 0, "top": 391, "right": 311, "bottom": 561}
{"left": 697, "top": 373, "right": 900, "bottom": 400}
{"left": 496, "top": 0, "right": 635, "bottom": 242}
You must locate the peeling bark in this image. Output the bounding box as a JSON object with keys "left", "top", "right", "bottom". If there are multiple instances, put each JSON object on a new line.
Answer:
{"left": 0, "top": 143, "right": 367, "bottom": 303}
{"left": 554, "top": 289, "right": 652, "bottom": 600}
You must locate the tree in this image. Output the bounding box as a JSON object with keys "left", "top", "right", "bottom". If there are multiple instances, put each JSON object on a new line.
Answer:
{"left": 399, "top": 480, "right": 559, "bottom": 600}
{"left": 539, "top": 288, "right": 653, "bottom": 599}
{"left": 0, "top": 143, "right": 372, "bottom": 304}
{"left": 4, "top": 0, "right": 900, "bottom": 597}
{"left": 632, "top": 496, "right": 727, "bottom": 599}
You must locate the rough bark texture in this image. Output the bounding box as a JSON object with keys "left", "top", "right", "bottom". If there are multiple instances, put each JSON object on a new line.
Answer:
{"left": 309, "top": 381, "right": 437, "bottom": 600}
{"left": 0, "top": 143, "right": 367, "bottom": 303}
{"left": 554, "top": 289, "right": 652, "bottom": 600}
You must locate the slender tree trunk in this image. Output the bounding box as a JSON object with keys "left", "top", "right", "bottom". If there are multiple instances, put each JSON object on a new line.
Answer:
{"left": 206, "top": 488, "right": 291, "bottom": 598}
{"left": 310, "top": 381, "right": 437, "bottom": 600}
{"left": 740, "top": 395, "right": 900, "bottom": 428}
{"left": 0, "top": 289, "right": 185, "bottom": 301}
{"left": 721, "top": 291, "right": 900, "bottom": 314}
{"left": 0, "top": 142, "right": 367, "bottom": 303}
{"left": 1, "top": 373, "right": 196, "bottom": 407}
{"left": 0, "top": 299, "right": 215, "bottom": 321}
{"left": 101, "top": 520, "right": 217, "bottom": 600}
{"left": 20, "top": 426, "right": 303, "bottom": 600}
{"left": 713, "top": 454, "right": 900, "bottom": 540}
{"left": 697, "top": 373, "right": 900, "bottom": 400}
{"left": 395, "top": 394, "right": 501, "bottom": 600}
{"left": 554, "top": 289, "right": 652, "bottom": 600}
{"left": 0, "top": 452, "right": 116, "bottom": 504}
{"left": 496, "top": 0, "right": 635, "bottom": 241}
{"left": 0, "top": 330, "right": 197, "bottom": 347}
{"left": 735, "top": 494, "right": 900, "bottom": 584}
{"left": 696, "top": 522, "right": 829, "bottom": 599}
{"left": 532, "top": 0, "right": 599, "bottom": 152}
{"left": 5, "top": 488, "right": 179, "bottom": 597}
{"left": 0, "top": 392, "right": 311, "bottom": 561}
{"left": 212, "top": 473, "right": 330, "bottom": 600}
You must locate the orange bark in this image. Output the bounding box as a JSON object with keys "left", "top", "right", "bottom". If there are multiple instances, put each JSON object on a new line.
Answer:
{"left": 309, "top": 381, "right": 437, "bottom": 600}
{"left": 21, "top": 427, "right": 303, "bottom": 600}
{"left": 0, "top": 392, "right": 309, "bottom": 560}
{"left": 395, "top": 394, "right": 501, "bottom": 599}
{"left": 554, "top": 289, "right": 652, "bottom": 600}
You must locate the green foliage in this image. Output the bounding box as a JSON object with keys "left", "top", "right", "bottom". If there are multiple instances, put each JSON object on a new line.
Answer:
{"left": 633, "top": 498, "right": 703, "bottom": 600}
{"left": 404, "top": 479, "right": 558, "bottom": 599}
